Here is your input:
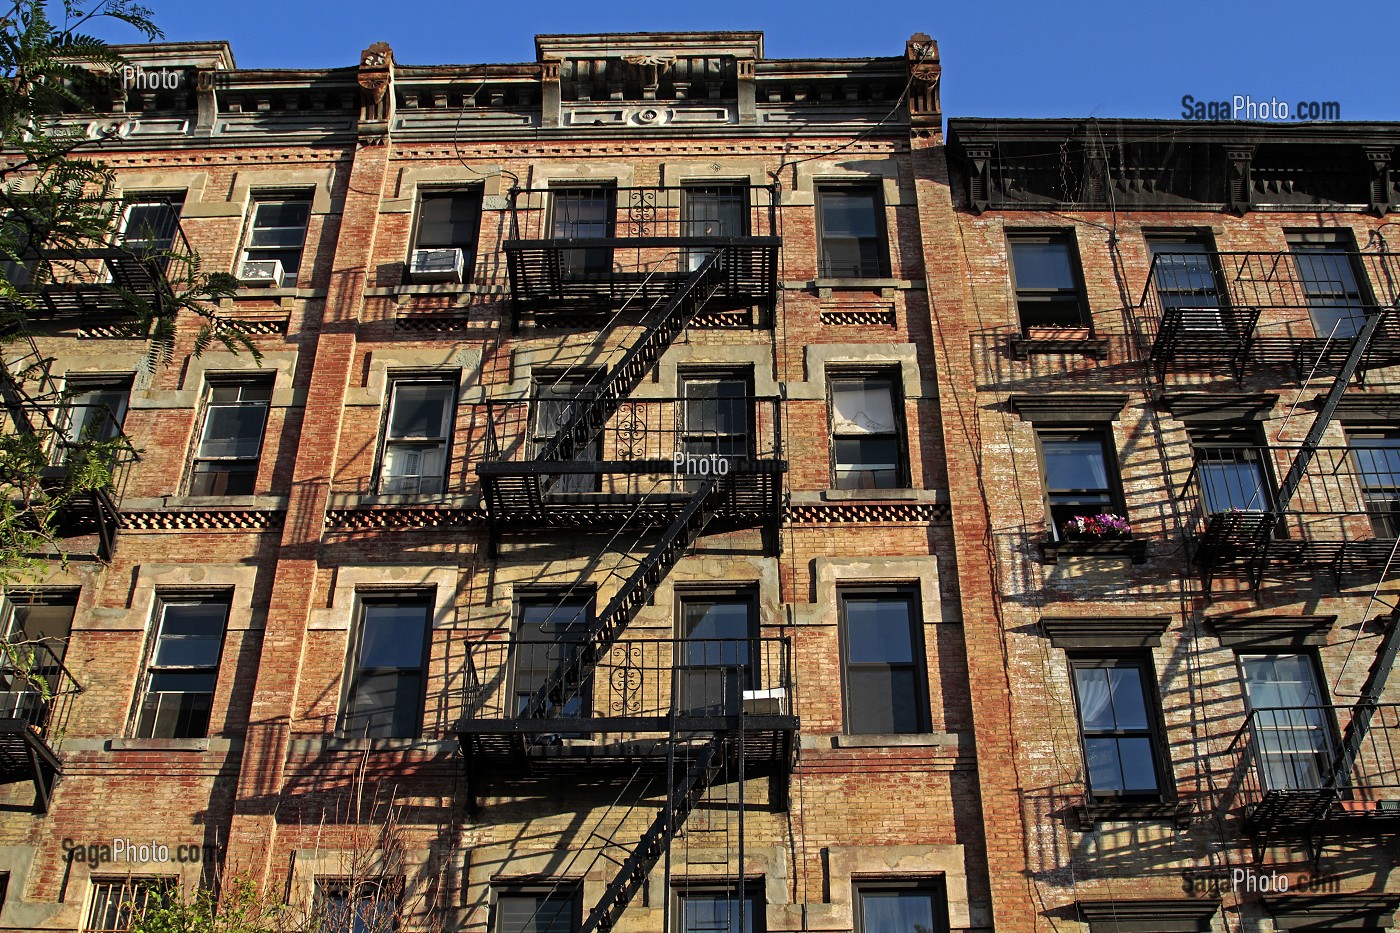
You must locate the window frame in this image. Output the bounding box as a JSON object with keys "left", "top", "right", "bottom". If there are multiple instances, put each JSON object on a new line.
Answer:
{"left": 1237, "top": 651, "right": 1339, "bottom": 793}
{"left": 132, "top": 593, "right": 230, "bottom": 740}
{"left": 1035, "top": 429, "right": 1125, "bottom": 540}
{"left": 675, "top": 588, "right": 760, "bottom": 717}
{"left": 548, "top": 184, "right": 616, "bottom": 277}
{"left": 1346, "top": 427, "right": 1400, "bottom": 538}
{"left": 1144, "top": 231, "right": 1228, "bottom": 321}
{"left": 83, "top": 877, "right": 175, "bottom": 933}
{"left": 511, "top": 590, "right": 597, "bottom": 722}
{"left": 531, "top": 370, "right": 601, "bottom": 494}
{"left": 189, "top": 377, "right": 274, "bottom": 497}
{"left": 340, "top": 591, "right": 432, "bottom": 740}
{"left": 852, "top": 880, "right": 948, "bottom": 933}
{"left": 314, "top": 876, "right": 402, "bottom": 933}
{"left": 815, "top": 183, "right": 890, "bottom": 279}
{"left": 1007, "top": 231, "right": 1090, "bottom": 331}
{"left": 58, "top": 376, "right": 131, "bottom": 455}
{"left": 0, "top": 589, "right": 77, "bottom": 720}
{"left": 409, "top": 187, "right": 483, "bottom": 283}
{"left": 827, "top": 370, "right": 907, "bottom": 490}
{"left": 240, "top": 193, "right": 313, "bottom": 287}
{"left": 674, "top": 883, "right": 764, "bottom": 933}
{"left": 493, "top": 883, "right": 582, "bottom": 933}
{"left": 838, "top": 586, "right": 931, "bottom": 735}
{"left": 1287, "top": 229, "right": 1373, "bottom": 339}
{"left": 1068, "top": 654, "right": 1171, "bottom": 802}
{"left": 1188, "top": 423, "right": 1275, "bottom": 516}
{"left": 679, "top": 369, "right": 755, "bottom": 462}
{"left": 375, "top": 376, "right": 457, "bottom": 496}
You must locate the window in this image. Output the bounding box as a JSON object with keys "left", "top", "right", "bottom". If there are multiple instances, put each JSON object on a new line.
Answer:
{"left": 677, "top": 888, "right": 762, "bottom": 933}
{"left": 683, "top": 185, "right": 747, "bottom": 271}
{"left": 190, "top": 379, "right": 272, "bottom": 496}
{"left": 412, "top": 189, "right": 482, "bottom": 280}
{"left": 242, "top": 196, "right": 311, "bottom": 286}
{"left": 84, "top": 878, "right": 174, "bottom": 932}
{"left": 378, "top": 379, "right": 454, "bottom": 495}
{"left": 342, "top": 594, "right": 430, "bottom": 739}
{"left": 58, "top": 377, "right": 130, "bottom": 456}
{"left": 1146, "top": 233, "right": 1226, "bottom": 322}
{"left": 495, "top": 888, "right": 580, "bottom": 933}
{"left": 119, "top": 197, "right": 182, "bottom": 258}
{"left": 1070, "top": 657, "right": 1166, "bottom": 799}
{"left": 1008, "top": 232, "right": 1088, "bottom": 330}
{"left": 0, "top": 590, "right": 76, "bottom": 721}
{"left": 677, "top": 592, "right": 757, "bottom": 716}
{"left": 1190, "top": 425, "right": 1273, "bottom": 515}
{"left": 1289, "top": 232, "right": 1370, "bottom": 338}
{"left": 135, "top": 596, "right": 228, "bottom": 739}
{"left": 680, "top": 373, "right": 753, "bottom": 460}
{"left": 829, "top": 374, "right": 904, "bottom": 489}
{"left": 1348, "top": 429, "right": 1400, "bottom": 537}
{"left": 550, "top": 187, "right": 614, "bottom": 276}
{"left": 1038, "top": 431, "right": 1122, "bottom": 539}
{"left": 317, "top": 878, "right": 400, "bottom": 933}
{"left": 854, "top": 883, "right": 946, "bottom": 933}
{"left": 513, "top": 593, "right": 594, "bottom": 718}
{"left": 1239, "top": 653, "right": 1335, "bottom": 791}
{"left": 816, "top": 185, "right": 888, "bottom": 278}
{"left": 532, "top": 372, "right": 599, "bottom": 494}
{"left": 840, "top": 588, "right": 929, "bottom": 734}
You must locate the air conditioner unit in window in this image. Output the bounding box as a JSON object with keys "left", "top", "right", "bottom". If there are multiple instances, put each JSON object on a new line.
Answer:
{"left": 1177, "top": 307, "right": 1227, "bottom": 332}
{"left": 408, "top": 247, "right": 465, "bottom": 284}
{"left": 238, "top": 259, "right": 284, "bottom": 287}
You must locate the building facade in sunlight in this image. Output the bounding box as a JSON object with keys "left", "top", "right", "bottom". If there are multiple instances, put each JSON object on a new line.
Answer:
{"left": 1, "top": 26, "right": 1399, "bottom": 933}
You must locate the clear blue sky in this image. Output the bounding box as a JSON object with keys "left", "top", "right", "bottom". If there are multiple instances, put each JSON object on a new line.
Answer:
{"left": 91, "top": 0, "right": 1399, "bottom": 122}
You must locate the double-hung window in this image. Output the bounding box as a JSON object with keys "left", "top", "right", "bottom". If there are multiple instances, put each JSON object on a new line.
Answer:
{"left": 316, "top": 878, "right": 400, "bottom": 933}
{"left": 829, "top": 374, "right": 904, "bottom": 489}
{"left": 1348, "top": 428, "right": 1400, "bottom": 538}
{"left": 677, "top": 592, "right": 757, "bottom": 716}
{"left": 683, "top": 185, "right": 747, "bottom": 271}
{"left": 513, "top": 593, "right": 594, "bottom": 719}
{"left": 550, "top": 186, "right": 614, "bottom": 276}
{"left": 840, "top": 588, "right": 929, "bottom": 734}
{"left": 1190, "top": 425, "right": 1273, "bottom": 516}
{"left": 1239, "top": 653, "right": 1335, "bottom": 791}
{"left": 378, "top": 378, "right": 454, "bottom": 495}
{"left": 532, "top": 372, "right": 599, "bottom": 494}
{"left": 190, "top": 379, "right": 272, "bottom": 496}
{"left": 120, "top": 197, "right": 182, "bottom": 256}
{"left": 1145, "top": 233, "right": 1227, "bottom": 330}
{"left": 1289, "top": 231, "right": 1370, "bottom": 339}
{"left": 854, "top": 883, "right": 946, "bottom": 933}
{"left": 342, "top": 594, "right": 430, "bottom": 739}
{"left": 816, "top": 184, "right": 888, "bottom": 278}
{"left": 84, "top": 878, "right": 174, "bottom": 932}
{"left": 410, "top": 189, "right": 482, "bottom": 283}
{"left": 495, "top": 887, "right": 580, "bottom": 933}
{"left": 57, "top": 377, "right": 131, "bottom": 472}
{"left": 1038, "top": 431, "right": 1122, "bottom": 539}
{"left": 135, "top": 596, "right": 228, "bottom": 739}
{"left": 1008, "top": 232, "right": 1088, "bottom": 330}
{"left": 1070, "top": 657, "right": 1166, "bottom": 799}
{"left": 241, "top": 196, "right": 311, "bottom": 287}
{"left": 677, "top": 887, "right": 763, "bottom": 933}
{"left": 0, "top": 590, "right": 76, "bottom": 721}
{"left": 680, "top": 373, "right": 753, "bottom": 461}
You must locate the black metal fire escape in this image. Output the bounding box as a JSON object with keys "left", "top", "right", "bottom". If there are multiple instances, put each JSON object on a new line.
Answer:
{"left": 458, "top": 185, "right": 794, "bottom": 933}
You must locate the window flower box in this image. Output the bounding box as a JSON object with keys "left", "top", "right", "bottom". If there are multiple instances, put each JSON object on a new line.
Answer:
{"left": 1010, "top": 326, "right": 1109, "bottom": 359}
{"left": 1041, "top": 517, "right": 1146, "bottom": 564}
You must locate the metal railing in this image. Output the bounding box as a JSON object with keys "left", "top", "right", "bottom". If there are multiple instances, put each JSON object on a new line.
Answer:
{"left": 505, "top": 185, "right": 779, "bottom": 244}
{"left": 0, "top": 639, "right": 83, "bottom": 746}
{"left": 460, "top": 636, "right": 793, "bottom": 725}
{"left": 1176, "top": 443, "right": 1400, "bottom": 543}
{"left": 1, "top": 398, "right": 139, "bottom": 505}
{"left": 478, "top": 396, "right": 783, "bottom": 470}
{"left": 1223, "top": 705, "right": 1400, "bottom": 819}
{"left": 1136, "top": 250, "right": 1400, "bottom": 366}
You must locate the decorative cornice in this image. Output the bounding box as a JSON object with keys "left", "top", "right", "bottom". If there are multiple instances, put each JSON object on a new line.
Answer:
{"left": 785, "top": 502, "right": 950, "bottom": 524}
{"left": 1077, "top": 898, "right": 1218, "bottom": 932}
{"left": 820, "top": 305, "right": 896, "bottom": 327}
{"left": 1205, "top": 614, "right": 1335, "bottom": 648}
{"left": 325, "top": 507, "right": 486, "bottom": 531}
{"left": 1263, "top": 894, "right": 1400, "bottom": 930}
{"left": 1010, "top": 393, "right": 1128, "bottom": 424}
{"left": 1161, "top": 392, "right": 1277, "bottom": 422}
{"left": 1333, "top": 392, "right": 1400, "bottom": 423}
{"left": 121, "top": 510, "right": 284, "bottom": 531}
{"left": 1042, "top": 617, "right": 1171, "bottom": 649}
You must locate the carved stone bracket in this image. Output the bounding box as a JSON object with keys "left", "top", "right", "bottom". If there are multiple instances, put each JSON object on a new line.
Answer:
{"left": 1226, "top": 145, "right": 1255, "bottom": 214}
{"left": 1365, "top": 146, "right": 1396, "bottom": 216}
{"left": 357, "top": 41, "right": 395, "bottom": 143}
{"left": 905, "top": 33, "right": 941, "bottom": 132}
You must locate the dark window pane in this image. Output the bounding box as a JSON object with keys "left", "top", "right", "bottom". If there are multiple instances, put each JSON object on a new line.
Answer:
{"left": 497, "top": 893, "right": 575, "bottom": 933}
{"left": 199, "top": 404, "right": 268, "bottom": 459}
{"left": 845, "top": 598, "right": 914, "bottom": 664}
{"left": 417, "top": 192, "right": 481, "bottom": 249}
{"left": 858, "top": 889, "right": 937, "bottom": 933}
{"left": 680, "top": 894, "right": 758, "bottom": 933}
{"left": 151, "top": 603, "right": 227, "bottom": 667}
{"left": 849, "top": 668, "right": 921, "bottom": 734}
{"left": 388, "top": 384, "right": 451, "bottom": 439}
{"left": 1010, "top": 241, "right": 1076, "bottom": 290}
{"left": 359, "top": 604, "right": 428, "bottom": 668}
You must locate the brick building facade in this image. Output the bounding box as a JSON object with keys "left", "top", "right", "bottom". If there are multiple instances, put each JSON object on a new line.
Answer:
{"left": 0, "top": 26, "right": 1397, "bottom": 933}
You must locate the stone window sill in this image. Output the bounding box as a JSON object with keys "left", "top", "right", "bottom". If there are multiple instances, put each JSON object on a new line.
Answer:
{"left": 1073, "top": 799, "right": 1193, "bottom": 829}
{"left": 107, "top": 737, "right": 233, "bottom": 753}
{"left": 1010, "top": 333, "right": 1111, "bottom": 359}
{"left": 831, "top": 732, "right": 963, "bottom": 749}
